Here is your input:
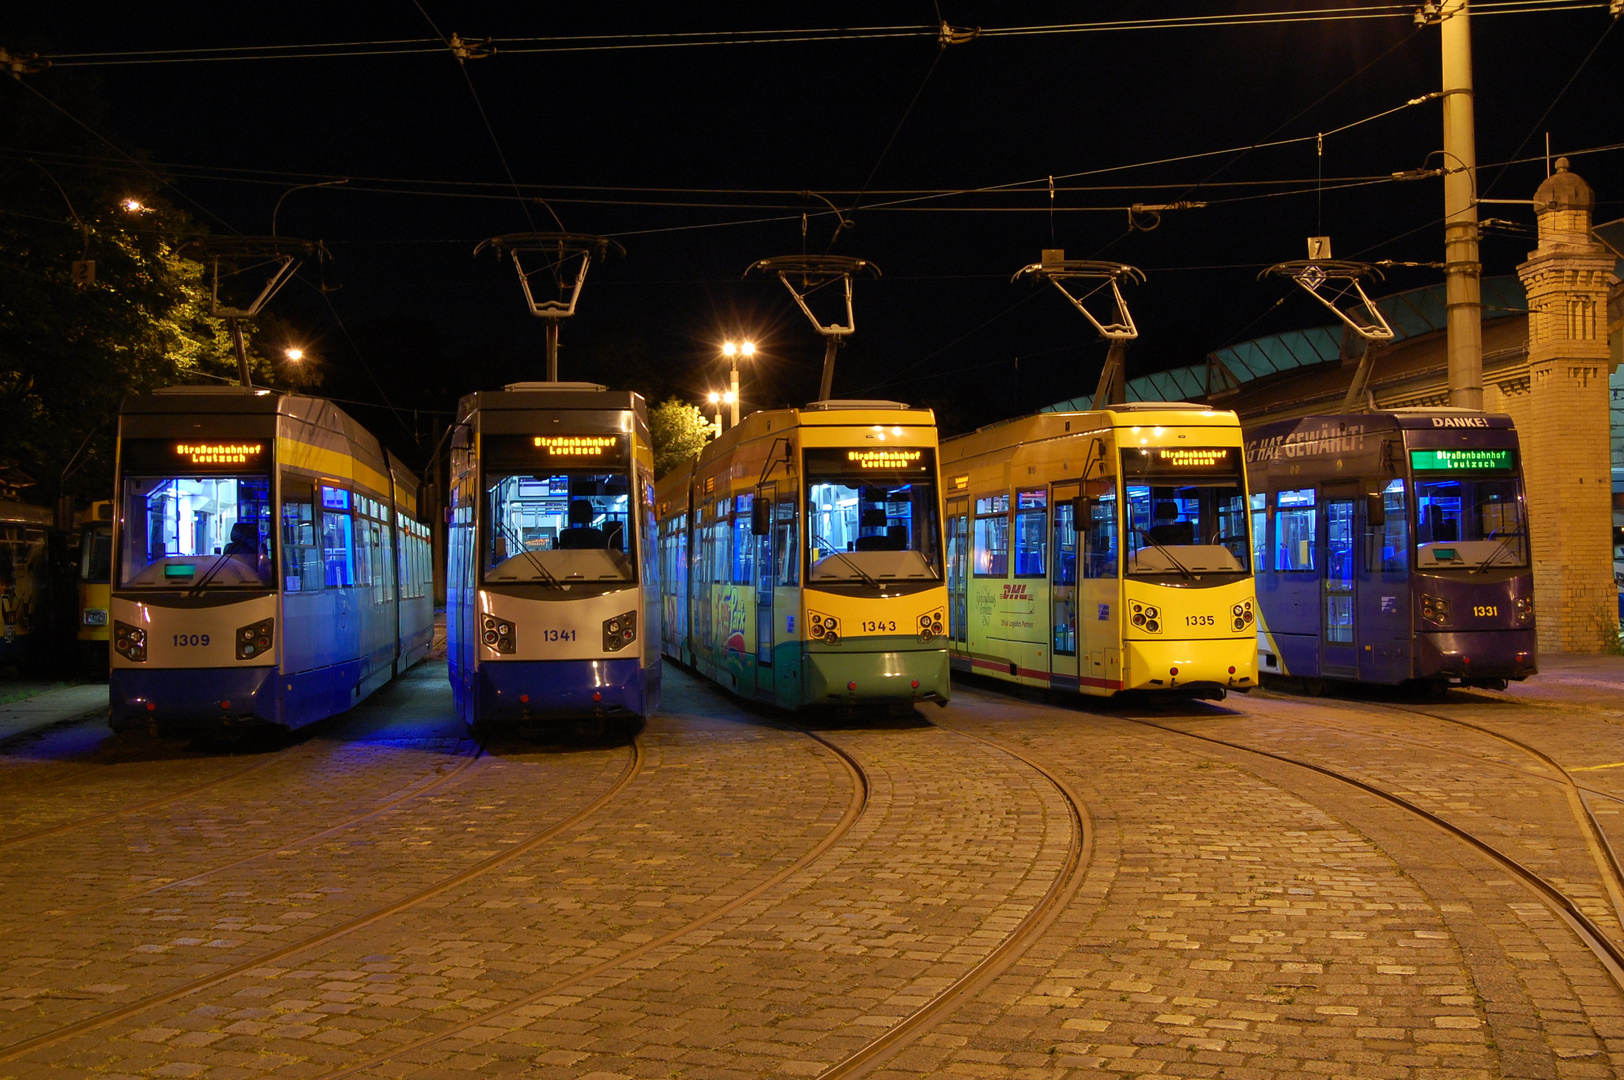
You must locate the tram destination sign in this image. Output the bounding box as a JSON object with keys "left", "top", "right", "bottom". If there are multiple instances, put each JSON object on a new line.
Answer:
{"left": 482, "top": 434, "right": 629, "bottom": 468}
{"left": 805, "top": 447, "right": 935, "bottom": 475}
{"left": 171, "top": 441, "right": 266, "bottom": 468}
{"left": 1124, "top": 446, "right": 1239, "bottom": 476}
{"left": 1409, "top": 448, "right": 1517, "bottom": 472}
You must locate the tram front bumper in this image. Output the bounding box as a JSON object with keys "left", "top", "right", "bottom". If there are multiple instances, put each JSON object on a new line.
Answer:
{"left": 1416, "top": 629, "right": 1537, "bottom": 683}
{"left": 1126, "top": 638, "right": 1256, "bottom": 695}
{"left": 110, "top": 666, "right": 280, "bottom": 730}
{"left": 476, "top": 658, "right": 655, "bottom": 720}
{"left": 804, "top": 645, "right": 951, "bottom": 705}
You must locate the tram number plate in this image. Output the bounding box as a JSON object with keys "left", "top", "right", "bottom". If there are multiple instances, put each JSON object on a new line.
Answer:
{"left": 1472, "top": 605, "right": 1498, "bottom": 617}
{"left": 860, "top": 620, "right": 897, "bottom": 633}
{"left": 540, "top": 629, "right": 577, "bottom": 642}
{"left": 1185, "top": 615, "right": 1214, "bottom": 627}
{"left": 172, "top": 634, "right": 211, "bottom": 647}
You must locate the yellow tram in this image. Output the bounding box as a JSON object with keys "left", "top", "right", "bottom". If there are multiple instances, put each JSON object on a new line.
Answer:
{"left": 941, "top": 403, "right": 1257, "bottom": 698}
{"left": 656, "top": 400, "right": 950, "bottom": 710}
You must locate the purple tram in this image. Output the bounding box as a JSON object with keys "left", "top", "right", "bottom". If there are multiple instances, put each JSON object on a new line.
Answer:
{"left": 1245, "top": 409, "right": 1536, "bottom": 692}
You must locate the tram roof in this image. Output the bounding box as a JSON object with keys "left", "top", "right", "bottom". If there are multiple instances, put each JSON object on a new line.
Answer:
{"left": 455, "top": 382, "right": 646, "bottom": 420}
{"left": 1244, "top": 409, "right": 1517, "bottom": 437}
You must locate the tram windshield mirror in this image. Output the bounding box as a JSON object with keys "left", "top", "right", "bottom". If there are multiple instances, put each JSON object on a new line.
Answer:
{"left": 482, "top": 470, "right": 636, "bottom": 584}
{"left": 1412, "top": 473, "right": 1527, "bottom": 569}
{"left": 119, "top": 475, "right": 275, "bottom": 589}
{"left": 803, "top": 447, "right": 942, "bottom": 584}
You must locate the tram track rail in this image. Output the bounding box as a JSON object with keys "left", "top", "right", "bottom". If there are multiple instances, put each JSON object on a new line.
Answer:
{"left": 309, "top": 725, "right": 870, "bottom": 1080}
{"left": 1120, "top": 712, "right": 1624, "bottom": 994}
{"left": 816, "top": 718, "right": 1093, "bottom": 1080}
{"left": 0, "top": 737, "right": 645, "bottom": 1065}
{"left": 1286, "top": 693, "right": 1624, "bottom": 939}
{"left": 0, "top": 741, "right": 486, "bottom": 938}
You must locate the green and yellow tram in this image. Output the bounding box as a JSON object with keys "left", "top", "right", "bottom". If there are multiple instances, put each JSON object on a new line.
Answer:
{"left": 941, "top": 403, "right": 1257, "bottom": 698}
{"left": 656, "top": 400, "right": 950, "bottom": 710}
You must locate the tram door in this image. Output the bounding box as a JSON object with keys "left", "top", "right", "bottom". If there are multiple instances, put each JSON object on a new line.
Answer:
{"left": 756, "top": 484, "right": 776, "bottom": 669}
{"left": 1050, "top": 482, "right": 1080, "bottom": 682}
{"left": 946, "top": 497, "right": 970, "bottom": 656}
{"left": 1322, "top": 495, "right": 1358, "bottom": 677}
{"left": 772, "top": 491, "right": 800, "bottom": 704}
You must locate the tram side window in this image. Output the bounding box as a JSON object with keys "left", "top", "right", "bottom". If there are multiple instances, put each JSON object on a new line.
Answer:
{"left": 712, "top": 504, "right": 731, "bottom": 583}
{"left": 1013, "top": 489, "right": 1046, "bottom": 577}
{"left": 1274, "top": 488, "right": 1316, "bottom": 571}
{"left": 732, "top": 494, "right": 754, "bottom": 585}
{"left": 1249, "top": 492, "right": 1268, "bottom": 573}
{"left": 281, "top": 479, "right": 323, "bottom": 592}
{"left": 774, "top": 500, "right": 798, "bottom": 586}
{"left": 1083, "top": 482, "right": 1117, "bottom": 579}
{"left": 321, "top": 486, "right": 355, "bottom": 587}
{"left": 1380, "top": 479, "right": 1408, "bottom": 573}
{"left": 973, "top": 494, "right": 1009, "bottom": 576}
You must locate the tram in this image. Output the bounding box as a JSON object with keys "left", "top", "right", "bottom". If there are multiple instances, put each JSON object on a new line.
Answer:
{"left": 77, "top": 500, "right": 113, "bottom": 671}
{"left": 445, "top": 382, "right": 661, "bottom": 726}
{"left": 940, "top": 403, "right": 1257, "bottom": 698}
{"left": 656, "top": 400, "right": 950, "bottom": 710}
{"left": 0, "top": 499, "right": 52, "bottom": 667}
{"left": 1245, "top": 409, "right": 1536, "bottom": 691}
{"left": 110, "top": 388, "right": 434, "bottom": 731}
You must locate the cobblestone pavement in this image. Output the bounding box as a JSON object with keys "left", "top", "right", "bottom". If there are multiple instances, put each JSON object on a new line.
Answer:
{"left": 3, "top": 658, "right": 1624, "bottom": 1079}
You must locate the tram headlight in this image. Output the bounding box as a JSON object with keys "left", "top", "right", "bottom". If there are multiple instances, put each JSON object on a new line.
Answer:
{"left": 1420, "top": 593, "right": 1451, "bottom": 626}
{"left": 1516, "top": 595, "right": 1533, "bottom": 623}
{"left": 113, "top": 620, "right": 147, "bottom": 662}
{"left": 1231, "top": 600, "right": 1254, "bottom": 632}
{"left": 82, "top": 609, "right": 108, "bottom": 627}
{"left": 482, "top": 614, "right": 516, "bottom": 655}
{"left": 808, "top": 611, "right": 841, "bottom": 644}
{"left": 917, "top": 607, "right": 945, "bottom": 643}
{"left": 1130, "top": 602, "right": 1162, "bottom": 635}
{"left": 603, "top": 610, "right": 637, "bottom": 652}
{"left": 235, "top": 618, "right": 274, "bottom": 660}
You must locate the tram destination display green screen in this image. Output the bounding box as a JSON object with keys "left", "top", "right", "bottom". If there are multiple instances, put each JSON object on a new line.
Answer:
{"left": 1409, "top": 448, "right": 1516, "bottom": 472}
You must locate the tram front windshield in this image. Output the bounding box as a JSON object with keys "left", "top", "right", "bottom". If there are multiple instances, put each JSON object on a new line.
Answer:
{"left": 119, "top": 475, "right": 275, "bottom": 588}
{"left": 483, "top": 471, "right": 635, "bottom": 584}
{"left": 1121, "top": 446, "right": 1249, "bottom": 576}
{"left": 804, "top": 447, "right": 941, "bottom": 585}
{"left": 1412, "top": 461, "right": 1527, "bottom": 570}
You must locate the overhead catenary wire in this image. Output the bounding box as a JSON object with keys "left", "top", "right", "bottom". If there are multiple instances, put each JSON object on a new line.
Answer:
{"left": 36, "top": 2, "right": 1607, "bottom": 66}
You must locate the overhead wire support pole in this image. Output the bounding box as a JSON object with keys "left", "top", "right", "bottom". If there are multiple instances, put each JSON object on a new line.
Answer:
{"left": 1012, "top": 254, "right": 1144, "bottom": 411}
{"left": 745, "top": 255, "right": 879, "bottom": 402}
{"left": 1438, "top": 0, "right": 1484, "bottom": 409}
{"left": 475, "top": 232, "right": 622, "bottom": 381}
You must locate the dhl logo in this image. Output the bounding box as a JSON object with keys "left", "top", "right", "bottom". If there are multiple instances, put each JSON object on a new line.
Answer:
{"left": 1000, "top": 583, "right": 1030, "bottom": 601}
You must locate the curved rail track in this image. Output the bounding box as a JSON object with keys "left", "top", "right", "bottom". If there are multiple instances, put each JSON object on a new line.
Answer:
{"left": 816, "top": 719, "right": 1094, "bottom": 1080}
{"left": 311, "top": 726, "right": 870, "bottom": 1080}
{"left": 0, "top": 738, "right": 645, "bottom": 1064}
{"left": 0, "top": 742, "right": 486, "bottom": 936}
{"left": 1122, "top": 712, "right": 1624, "bottom": 993}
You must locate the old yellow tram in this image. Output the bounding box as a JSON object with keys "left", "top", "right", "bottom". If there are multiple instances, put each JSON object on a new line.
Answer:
{"left": 940, "top": 403, "right": 1257, "bottom": 698}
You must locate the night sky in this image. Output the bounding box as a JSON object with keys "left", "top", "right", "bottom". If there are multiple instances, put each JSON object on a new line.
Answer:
{"left": 7, "top": 2, "right": 1621, "bottom": 459}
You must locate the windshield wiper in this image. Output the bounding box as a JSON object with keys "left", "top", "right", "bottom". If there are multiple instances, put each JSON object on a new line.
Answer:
{"left": 497, "top": 521, "right": 564, "bottom": 588}
{"left": 188, "top": 546, "right": 255, "bottom": 596}
{"left": 1471, "top": 529, "right": 1522, "bottom": 575}
{"left": 811, "top": 533, "right": 883, "bottom": 589}
{"left": 1133, "top": 527, "right": 1196, "bottom": 581}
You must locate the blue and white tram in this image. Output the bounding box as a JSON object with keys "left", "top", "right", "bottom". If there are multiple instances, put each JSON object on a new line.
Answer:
{"left": 446, "top": 382, "right": 661, "bottom": 726}
{"left": 110, "top": 388, "right": 435, "bottom": 731}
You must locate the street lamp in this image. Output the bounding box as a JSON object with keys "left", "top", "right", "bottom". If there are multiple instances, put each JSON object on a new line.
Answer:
{"left": 721, "top": 340, "right": 754, "bottom": 428}
{"left": 284, "top": 347, "right": 305, "bottom": 362}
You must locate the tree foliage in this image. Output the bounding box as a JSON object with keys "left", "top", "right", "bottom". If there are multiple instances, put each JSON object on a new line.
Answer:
{"left": 648, "top": 397, "right": 711, "bottom": 478}
{"left": 0, "top": 83, "right": 268, "bottom": 505}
